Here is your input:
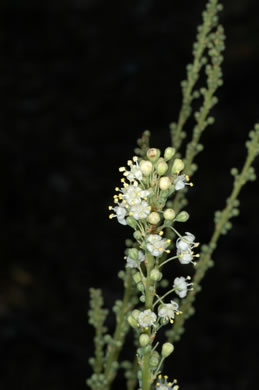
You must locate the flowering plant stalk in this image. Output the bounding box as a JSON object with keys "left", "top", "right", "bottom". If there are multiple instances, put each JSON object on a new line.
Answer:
{"left": 87, "top": 1, "right": 259, "bottom": 390}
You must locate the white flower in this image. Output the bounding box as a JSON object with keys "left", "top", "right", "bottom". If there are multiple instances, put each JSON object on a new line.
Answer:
{"left": 109, "top": 204, "right": 128, "bottom": 225}
{"left": 119, "top": 157, "right": 143, "bottom": 182}
{"left": 158, "top": 301, "right": 179, "bottom": 320}
{"left": 122, "top": 185, "right": 149, "bottom": 206}
{"left": 176, "top": 232, "right": 195, "bottom": 251}
{"left": 174, "top": 174, "right": 192, "bottom": 191}
{"left": 156, "top": 375, "right": 178, "bottom": 390}
{"left": 177, "top": 248, "right": 194, "bottom": 264}
{"left": 173, "top": 276, "right": 192, "bottom": 298}
{"left": 126, "top": 251, "right": 145, "bottom": 268}
{"left": 138, "top": 309, "right": 157, "bottom": 328}
{"left": 130, "top": 200, "right": 151, "bottom": 220}
{"left": 146, "top": 234, "right": 169, "bottom": 257}
{"left": 176, "top": 232, "right": 199, "bottom": 264}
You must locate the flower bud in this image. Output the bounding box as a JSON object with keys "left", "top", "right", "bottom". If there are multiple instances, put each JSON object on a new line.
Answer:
{"left": 161, "top": 342, "right": 174, "bottom": 357}
{"left": 150, "top": 351, "right": 160, "bottom": 367}
{"left": 163, "top": 208, "right": 176, "bottom": 220}
{"left": 159, "top": 177, "right": 171, "bottom": 191}
{"left": 126, "top": 216, "right": 137, "bottom": 229}
{"left": 139, "top": 334, "right": 150, "bottom": 347}
{"left": 133, "top": 231, "right": 142, "bottom": 240}
{"left": 147, "top": 148, "right": 161, "bottom": 162}
{"left": 140, "top": 160, "right": 153, "bottom": 176}
{"left": 128, "top": 315, "right": 138, "bottom": 328}
{"left": 132, "top": 309, "right": 140, "bottom": 320}
{"left": 128, "top": 248, "right": 138, "bottom": 260}
{"left": 175, "top": 211, "right": 189, "bottom": 222}
{"left": 164, "top": 147, "right": 176, "bottom": 161}
{"left": 147, "top": 212, "right": 160, "bottom": 225}
{"left": 150, "top": 268, "right": 162, "bottom": 281}
{"left": 137, "top": 282, "right": 145, "bottom": 292}
{"left": 133, "top": 272, "right": 141, "bottom": 284}
{"left": 156, "top": 159, "right": 168, "bottom": 175}
{"left": 171, "top": 158, "right": 185, "bottom": 174}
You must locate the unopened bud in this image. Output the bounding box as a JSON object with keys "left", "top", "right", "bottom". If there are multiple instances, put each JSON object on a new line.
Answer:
{"left": 147, "top": 148, "right": 161, "bottom": 162}
{"left": 128, "top": 248, "right": 138, "bottom": 260}
{"left": 175, "top": 211, "right": 189, "bottom": 222}
{"left": 140, "top": 160, "right": 153, "bottom": 176}
{"left": 133, "top": 272, "right": 141, "bottom": 284}
{"left": 171, "top": 158, "right": 185, "bottom": 174}
{"left": 150, "top": 268, "right": 162, "bottom": 281}
{"left": 128, "top": 315, "right": 138, "bottom": 328}
{"left": 139, "top": 334, "right": 150, "bottom": 347}
{"left": 133, "top": 231, "right": 142, "bottom": 240}
{"left": 150, "top": 351, "right": 160, "bottom": 367}
{"left": 126, "top": 216, "right": 137, "bottom": 229}
{"left": 164, "top": 147, "right": 176, "bottom": 161}
{"left": 161, "top": 342, "right": 174, "bottom": 357}
{"left": 137, "top": 282, "right": 145, "bottom": 292}
{"left": 159, "top": 176, "right": 171, "bottom": 191}
{"left": 163, "top": 208, "right": 176, "bottom": 220}
{"left": 156, "top": 159, "right": 168, "bottom": 175}
{"left": 147, "top": 212, "right": 160, "bottom": 225}
{"left": 132, "top": 309, "right": 140, "bottom": 320}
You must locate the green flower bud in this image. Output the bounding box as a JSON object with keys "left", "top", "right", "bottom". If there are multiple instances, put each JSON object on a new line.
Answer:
{"left": 156, "top": 159, "right": 168, "bottom": 175}
{"left": 147, "top": 212, "right": 160, "bottom": 225}
{"left": 161, "top": 342, "right": 174, "bottom": 357}
{"left": 139, "top": 334, "right": 150, "bottom": 347}
{"left": 132, "top": 309, "right": 140, "bottom": 320}
{"left": 163, "top": 208, "right": 176, "bottom": 220}
{"left": 140, "top": 160, "right": 153, "bottom": 176}
{"left": 164, "top": 147, "right": 176, "bottom": 161}
{"left": 171, "top": 158, "right": 185, "bottom": 174}
{"left": 147, "top": 148, "right": 161, "bottom": 162}
{"left": 126, "top": 216, "right": 137, "bottom": 229}
{"left": 133, "top": 272, "right": 141, "bottom": 284}
{"left": 175, "top": 211, "right": 189, "bottom": 222}
{"left": 150, "top": 351, "right": 160, "bottom": 367}
{"left": 150, "top": 268, "right": 162, "bottom": 281}
{"left": 137, "top": 282, "right": 145, "bottom": 292}
{"left": 159, "top": 176, "right": 171, "bottom": 191}
{"left": 133, "top": 231, "right": 142, "bottom": 240}
{"left": 127, "top": 315, "right": 138, "bottom": 328}
{"left": 128, "top": 248, "right": 138, "bottom": 260}
{"left": 139, "top": 295, "right": 146, "bottom": 303}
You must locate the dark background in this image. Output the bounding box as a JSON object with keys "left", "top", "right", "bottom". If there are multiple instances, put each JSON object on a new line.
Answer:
{"left": 1, "top": 0, "right": 259, "bottom": 389}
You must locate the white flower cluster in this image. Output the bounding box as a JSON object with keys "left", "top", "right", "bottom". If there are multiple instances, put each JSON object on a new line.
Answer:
{"left": 109, "top": 157, "right": 152, "bottom": 224}
{"left": 176, "top": 232, "right": 199, "bottom": 264}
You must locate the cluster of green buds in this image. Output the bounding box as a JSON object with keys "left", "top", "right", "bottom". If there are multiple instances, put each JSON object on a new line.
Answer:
{"left": 109, "top": 147, "right": 199, "bottom": 389}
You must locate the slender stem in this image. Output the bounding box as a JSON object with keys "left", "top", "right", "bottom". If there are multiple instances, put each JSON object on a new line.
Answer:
{"left": 158, "top": 255, "right": 178, "bottom": 269}
{"left": 154, "top": 357, "right": 165, "bottom": 378}
{"left": 153, "top": 288, "right": 175, "bottom": 307}
{"left": 104, "top": 273, "right": 134, "bottom": 388}
{"left": 170, "top": 130, "right": 259, "bottom": 343}
{"left": 141, "top": 253, "right": 154, "bottom": 390}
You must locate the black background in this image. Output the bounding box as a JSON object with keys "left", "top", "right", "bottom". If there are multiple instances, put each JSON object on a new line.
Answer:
{"left": 1, "top": 0, "right": 259, "bottom": 389}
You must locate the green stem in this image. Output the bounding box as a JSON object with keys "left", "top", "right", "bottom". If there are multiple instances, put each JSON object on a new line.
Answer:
{"left": 153, "top": 288, "right": 175, "bottom": 307}
{"left": 170, "top": 129, "right": 259, "bottom": 343}
{"left": 171, "top": 1, "right": 218, "bottom": 150}
{"left": 158, "top": 255, "right": 178, "bottom": 269}
{"left": 141, "top": 253, "right": 155, "bottom": 390}
{"left": 104, "top": 273, "right": 134, "bottom": 388}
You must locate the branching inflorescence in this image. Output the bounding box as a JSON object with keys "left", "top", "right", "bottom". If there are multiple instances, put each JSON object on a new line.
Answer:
{"left": 87, "top": 1, "right": 259, "bottom": 389}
